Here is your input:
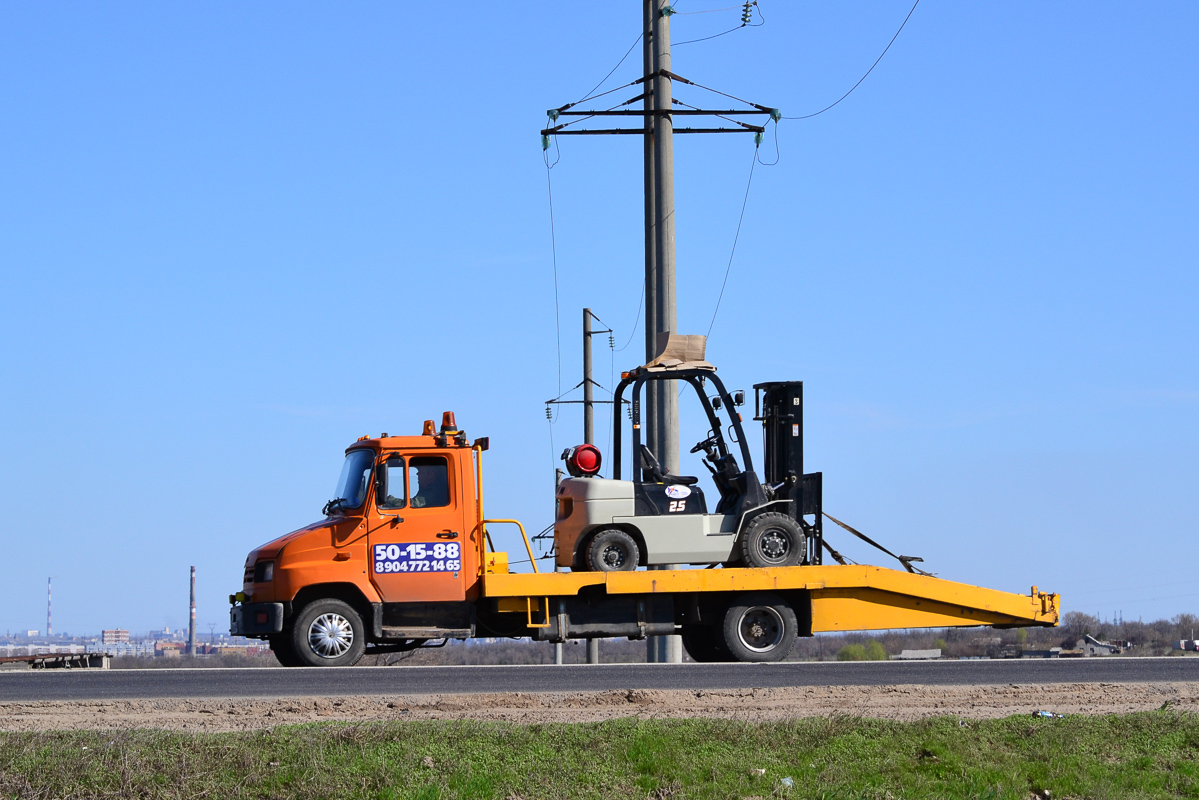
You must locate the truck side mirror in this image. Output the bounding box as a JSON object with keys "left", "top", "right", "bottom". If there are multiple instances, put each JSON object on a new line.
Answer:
{"left": 473, "top": 437, "right": 490, "bottom": 451}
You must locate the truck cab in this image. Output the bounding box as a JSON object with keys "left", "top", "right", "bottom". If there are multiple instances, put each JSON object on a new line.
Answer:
{"left": 230, "top": 414, "right": 489, "bottom": 666}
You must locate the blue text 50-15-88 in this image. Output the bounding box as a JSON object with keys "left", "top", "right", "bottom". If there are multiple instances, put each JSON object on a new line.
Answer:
{"left": 373, "top": 542, "right": 462, "bottom": 574}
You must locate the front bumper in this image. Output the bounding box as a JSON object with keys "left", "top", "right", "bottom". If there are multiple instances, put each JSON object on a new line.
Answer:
{"left": 230, "top": 602, "right": 285, "bottom": 636}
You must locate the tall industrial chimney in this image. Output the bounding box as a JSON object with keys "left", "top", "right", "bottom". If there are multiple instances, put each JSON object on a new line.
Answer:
{"left": 47, "top": 577, "right": 52, "bottom": 639}
{"left": 188, "top": 566, "right": 197, "bottom": 656}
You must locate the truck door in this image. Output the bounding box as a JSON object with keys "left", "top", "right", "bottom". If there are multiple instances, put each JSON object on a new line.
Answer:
{"left": 368, "top": 453, "right": 470, "bottom": 604}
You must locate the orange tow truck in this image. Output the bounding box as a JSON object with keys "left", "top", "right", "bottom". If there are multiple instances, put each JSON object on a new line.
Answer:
{"left": 231, "top": 362, "right": 1059, "bottom": 667}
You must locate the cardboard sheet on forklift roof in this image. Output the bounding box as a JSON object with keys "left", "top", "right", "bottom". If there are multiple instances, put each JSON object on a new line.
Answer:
{"left": 645, "top": 333, "right": 714, "bottom": 371}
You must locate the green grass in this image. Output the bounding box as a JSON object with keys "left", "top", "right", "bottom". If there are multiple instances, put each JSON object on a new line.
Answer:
{"left": 2, "top": 712, "right": 1198, "bottom": 799}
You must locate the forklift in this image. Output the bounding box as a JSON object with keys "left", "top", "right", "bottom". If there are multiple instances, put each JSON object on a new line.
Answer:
{"left": 554, "top": 335, "right": 825, "bottom": 573}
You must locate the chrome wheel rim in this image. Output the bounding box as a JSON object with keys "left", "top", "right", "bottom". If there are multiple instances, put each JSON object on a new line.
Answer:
{"left": 308, "top": 612, "right": 354, "bottom": 658}
{"left": 737, "top": 606, "right": 784, "bottom": 652}
{"left": 758, "top": 528, "right": 791, "bottom": 563}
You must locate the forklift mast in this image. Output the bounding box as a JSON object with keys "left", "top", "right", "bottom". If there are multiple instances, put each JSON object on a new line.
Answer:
{"left": 754, "top": 381, "right": 824, "bottom": 565}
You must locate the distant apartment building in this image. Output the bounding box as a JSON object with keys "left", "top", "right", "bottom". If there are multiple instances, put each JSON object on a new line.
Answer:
{"left": 101, "top": 629, "right": 130, "bottom": 644}
{"left": 88, "top": 640, "right": 155, "bottom": 657}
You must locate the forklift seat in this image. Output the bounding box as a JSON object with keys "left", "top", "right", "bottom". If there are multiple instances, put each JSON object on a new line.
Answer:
{"left": 639, "top": 445, "right": 699, "bottom": 487}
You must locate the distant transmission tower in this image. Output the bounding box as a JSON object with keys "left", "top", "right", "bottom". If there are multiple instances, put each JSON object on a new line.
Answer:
{"left": 46, "top": 577, "right": 52, "bottom": 638}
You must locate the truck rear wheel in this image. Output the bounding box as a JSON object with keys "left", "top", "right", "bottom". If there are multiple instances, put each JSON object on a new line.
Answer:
{"left": 739, "top": 513, "right": 806, "bottom": 568}
{"left": 720, "top": 593, "right": 797, "bottom": 662}
{"left": 680, "top": 626, "right": 730, "bottom": 662}
{"left": 289, "top": 599, "right": 366, "bottom": 667}
{"left": 586, "top": 529, "right": 640, "bottom": 572}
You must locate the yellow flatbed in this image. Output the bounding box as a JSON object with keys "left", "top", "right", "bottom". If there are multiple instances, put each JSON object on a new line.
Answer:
{"left": 482, "top": 564, "right": 1059, "bottom": 632}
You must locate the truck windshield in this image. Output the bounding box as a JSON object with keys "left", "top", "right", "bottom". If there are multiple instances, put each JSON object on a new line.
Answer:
{"left": 324, "top": 449, "right": 375, "bottom": 515}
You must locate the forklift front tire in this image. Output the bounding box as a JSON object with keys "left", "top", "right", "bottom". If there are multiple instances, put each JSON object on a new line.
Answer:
{"left": 586, "top": 529, "right": 640, "bottom": 572}
{"left": 739, "top": 512, "right": 806, "bottom": 568}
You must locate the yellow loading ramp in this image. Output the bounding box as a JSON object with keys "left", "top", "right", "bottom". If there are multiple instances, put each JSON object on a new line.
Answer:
{"left": 481, "top": 565, "right": 1060, "bottom": 631}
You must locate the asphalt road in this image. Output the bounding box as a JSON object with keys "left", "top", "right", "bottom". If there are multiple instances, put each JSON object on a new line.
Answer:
{"left": 2, "top": 658, "right": 1198, "bottom": 702}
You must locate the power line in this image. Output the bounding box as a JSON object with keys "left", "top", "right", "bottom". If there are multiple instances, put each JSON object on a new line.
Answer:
{"left": 784, "top": 0, "right": 921, "bottom": 120}
{"left": 706, "top": 144, "right": 759, "bottom": 339}
{"left": 674, "top": 25, "right": 743, "bottom": 47}
{"left": 544, "top": 164, "right": 562, "bottom": 398}
{"left": 676, "top": 4, "right": 743, "bottom": 14}
{"left": 615, "top": 289, "right": 644, "bottom": 352}
{"left": 675, "top": 1, "right": 764, "bottom": 47}
{"left": 756, "top": 120, "right": 780, "bottom": 165}
{"left": 542, "top": 130, "right": 561, "bottom": 169}
{"left": 576, "top": 34, "right": 644, "bottom": 106}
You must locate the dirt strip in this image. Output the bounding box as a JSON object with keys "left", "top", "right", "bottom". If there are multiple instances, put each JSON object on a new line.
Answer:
{"left": 2, "top": 682, "right": 1197, "bottom": 731}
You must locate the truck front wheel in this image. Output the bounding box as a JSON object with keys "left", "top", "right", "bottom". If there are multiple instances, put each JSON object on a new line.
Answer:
{"left": 720, "top": 593, "right": 797, "bottom": 662}
{"left": 269, "top": 634, "right": 301, "bottom": 667}
{"left": 289, "top": 599, "right": 366, "bottom": 667}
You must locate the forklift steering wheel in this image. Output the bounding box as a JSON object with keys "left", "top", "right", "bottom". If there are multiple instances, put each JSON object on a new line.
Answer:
{"left": 690, "top": 434, "right": 720, "bottom": 455}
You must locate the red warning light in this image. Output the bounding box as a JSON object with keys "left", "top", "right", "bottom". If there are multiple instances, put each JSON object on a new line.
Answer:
{"left": 563, "top": 444, "right": 602, "bottom": 477}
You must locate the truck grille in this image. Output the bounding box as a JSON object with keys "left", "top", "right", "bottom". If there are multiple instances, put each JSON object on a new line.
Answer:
{"left": 243, "top": 566, "right": 254, "bottom": 585}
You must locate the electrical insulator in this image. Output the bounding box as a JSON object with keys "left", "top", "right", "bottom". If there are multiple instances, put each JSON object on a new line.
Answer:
{"left": 608, "top": 334, "right": 615, "bottom": 348}
{"left": 545, "top": 405, "right": 553, "bottom": 420}
{"left": 741, "top": 1, "right": 753, "bottom": 25}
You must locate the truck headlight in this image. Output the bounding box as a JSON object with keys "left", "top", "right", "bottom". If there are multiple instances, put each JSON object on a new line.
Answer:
{"left": 253, "top": 561, "right": 275, "bottom": 582}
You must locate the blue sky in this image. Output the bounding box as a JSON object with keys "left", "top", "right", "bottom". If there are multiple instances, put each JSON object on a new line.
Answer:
{"left": 1, "top": 2, "right": 1195, "bottom": 637}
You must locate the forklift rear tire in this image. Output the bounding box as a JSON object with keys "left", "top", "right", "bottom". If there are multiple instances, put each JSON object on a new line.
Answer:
{"left": 719, "top": 593, "right": 798, "bottom": 662}
{"left": 586, "top": 529, "right": 640, "bottom": 572}
{"left": 289, "top": 599, "right": 366, "bottom": 667}
{"left": 739, "top": 513, "right": 806, "bottom": 568}
{"left": 680, "top": 626, "right": 730, "bottom": 662}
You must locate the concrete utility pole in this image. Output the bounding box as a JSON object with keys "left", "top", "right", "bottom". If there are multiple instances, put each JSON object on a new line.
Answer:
{"left": 583, "top": 308, "right": 596, "bottom": 447}
{"left": 644, "top": 0, "right": 683, "bottom": 665}
{"left": 642, "top": 0, "right": 659, "bottom": 471}
{"left": 649, "top": 0, "right": 678, "bottom": 477}
{"left": 553, "top": 469, "right": 565, "bottom": 666}
{"left": 583, "top": 308, "right": 602, "bottom": 665}
{"left": 188, "top": 566, "right": 197, "bottom": 656}
{"left": 541, "top": 1, "right": 770, "bottom": 665}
